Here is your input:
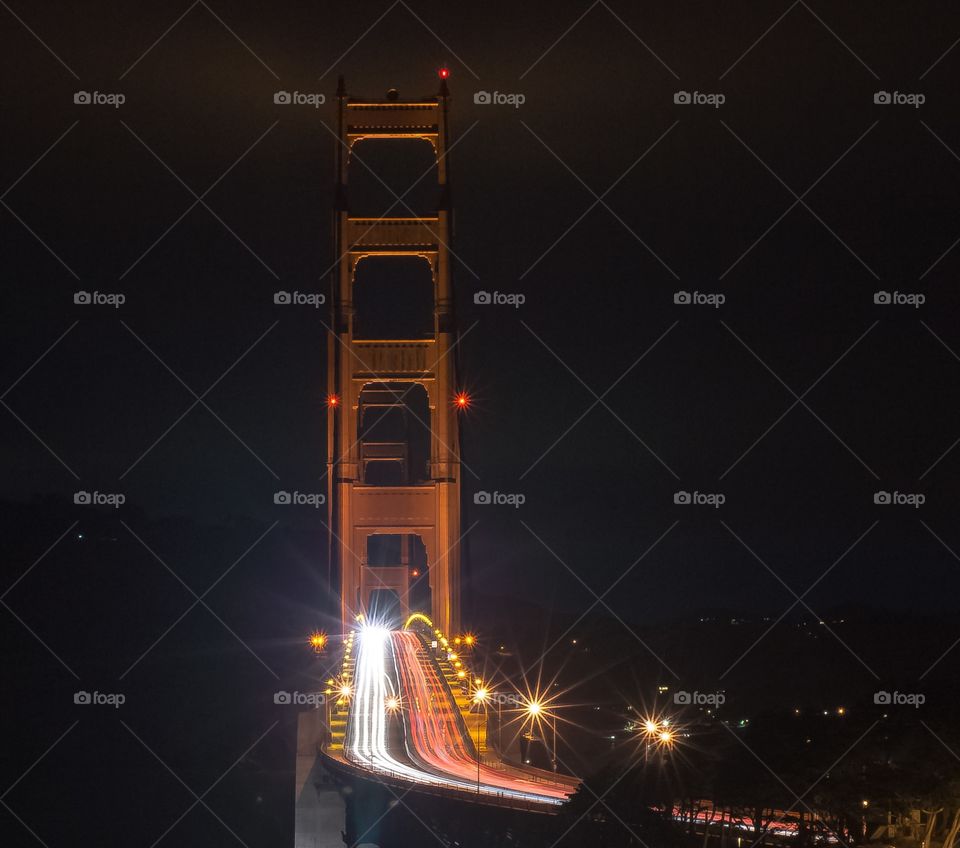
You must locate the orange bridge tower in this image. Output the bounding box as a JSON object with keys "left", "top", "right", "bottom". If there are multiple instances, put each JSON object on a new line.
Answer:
{"left": 327, "top": 76, "right": 463, "bottom": 636}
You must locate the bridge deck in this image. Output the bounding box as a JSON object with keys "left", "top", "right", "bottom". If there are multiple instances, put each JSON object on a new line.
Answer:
{"left": 328, "top": 625, "right": 577, "bottom": 809}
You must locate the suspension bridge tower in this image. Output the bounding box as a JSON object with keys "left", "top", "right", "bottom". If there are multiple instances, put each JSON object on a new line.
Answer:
{"left": 326, "top": 75, "right": 463, "bottom": 636}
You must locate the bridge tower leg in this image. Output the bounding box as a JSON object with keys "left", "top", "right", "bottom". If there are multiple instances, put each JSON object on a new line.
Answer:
{"left": 327, "top": 77, "right": 462, "bottom": 636}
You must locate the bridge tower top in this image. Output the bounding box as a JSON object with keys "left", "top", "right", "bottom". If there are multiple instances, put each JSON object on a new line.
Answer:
{"left": 335, "top": 75, "right": 450, "bottom": 184}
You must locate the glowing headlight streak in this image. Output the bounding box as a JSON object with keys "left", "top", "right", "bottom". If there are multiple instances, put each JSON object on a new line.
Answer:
{"left": 390, "top": 631, "right": 571, "bottom": 804}
{"left": 343, "top": 625, "right": 570, "bottom": 804}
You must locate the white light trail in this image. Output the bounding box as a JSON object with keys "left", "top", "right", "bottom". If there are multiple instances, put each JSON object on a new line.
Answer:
{"left": 344, "top": 624, "right": 569, "bottom": 805}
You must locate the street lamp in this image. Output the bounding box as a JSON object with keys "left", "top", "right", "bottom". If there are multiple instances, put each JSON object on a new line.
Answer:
{"left": 308, "top": 631, "right": 327, "bottom": 653}
{"left": 473, "top": 687, "right": 489, "bottom": 794}
{"left": 525, "top": 699, "right": 557, "bottom": 771}
{"left": 639, "top": 716, "right": 675, "bottom": 762}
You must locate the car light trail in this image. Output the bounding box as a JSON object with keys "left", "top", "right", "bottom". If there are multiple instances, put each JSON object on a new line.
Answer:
{"left": 343, "top": 624, "right": 572, "bottom": 805}
{"left": 393, "top": 631, "right": 571, "bottom": 803}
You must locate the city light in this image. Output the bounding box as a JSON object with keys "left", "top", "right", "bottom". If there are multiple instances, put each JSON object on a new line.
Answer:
{"left": 454, "top": 392, "right": 470, "bottom": 409}
{"left": 386, "top": 696, "right": 400, "bottom": 712}
{"left": 473, "top": 687, "right": 489, "bottom": 704}
{"left": 308, "top": 631, "right": 327, "bottom": 652}
{"left": 637, "top": 715, "right": 678, "bottom": 749}
{"left": 327, "top": 394, "right": 339, "bottom": 408}
{"left": 438, "top": 67, "right": 450, "bottom": 79}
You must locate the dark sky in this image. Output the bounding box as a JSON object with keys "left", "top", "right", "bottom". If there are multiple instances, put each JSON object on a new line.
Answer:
{"left": 5, "top": 4, "right": 960, "bottom": 847}
{"left": 4, "top": 0, "right": 960, "bottom": 624}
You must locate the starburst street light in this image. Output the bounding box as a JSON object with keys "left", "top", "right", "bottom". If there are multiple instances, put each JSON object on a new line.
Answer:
{"left": 636, "top": 714, "right": 677, "bottom": 763}
{"left": 471, "top": 685, "right": 491, "bottom": 794}
{"left": 522, "top": 699, "right": 557, "bottom": 771}
{"left": 640, "top": 716, "right": 677, "bottom": 766}
{"left": 385, "top": 696, "right": 400, "bottom": 712}
{"left": 639, "top": 715, "right": 675, "bottom": 740}
{"left": 308, "top": 631, "right": 328, "bottom": 653}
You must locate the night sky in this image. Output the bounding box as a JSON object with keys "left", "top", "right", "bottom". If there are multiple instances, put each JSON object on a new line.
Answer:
{"left": 3, "top": 1, "right": 960, "bottom": 844}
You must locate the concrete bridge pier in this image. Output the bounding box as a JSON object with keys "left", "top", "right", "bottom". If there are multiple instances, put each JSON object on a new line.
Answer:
{"left": 295, "top": 710, "right": 349, "bottom": 848}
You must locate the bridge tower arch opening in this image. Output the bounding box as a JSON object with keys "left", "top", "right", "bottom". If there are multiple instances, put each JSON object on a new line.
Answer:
{"left": 345, "top": 137, "right": 439, "bottom": 217}
{"left": 328, "top": 77, "right": 462, "bottom": 636}
{"left": 352, "top": 256, "right": 435, "bottom": 341}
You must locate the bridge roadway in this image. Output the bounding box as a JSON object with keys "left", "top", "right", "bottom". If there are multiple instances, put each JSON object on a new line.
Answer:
{"left": 340, "top": 624, "right": 574, "bottom": 807}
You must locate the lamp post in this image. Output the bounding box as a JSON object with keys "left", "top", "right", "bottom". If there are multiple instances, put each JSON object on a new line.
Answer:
{"left": 551, "top": 713, "right": 558, "bottom": 770}
{"left": 473, "top": 687, "right": 489, "bottom": 794}
{"left": 497, "top": 697, "right": 503, "bottom": 752}
{"left": 643, "top": 719, "right": 658, "bottom": 763}
{"left": 525, "top": 699, "right": 557, "bottom": 771}
{"left": 640, "top": 717, "right": 675, "bottom": 764}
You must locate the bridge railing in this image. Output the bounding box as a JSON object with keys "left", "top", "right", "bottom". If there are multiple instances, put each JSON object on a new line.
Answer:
{"left": 321, "top": 749, "right": 564, "bottom": 813}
